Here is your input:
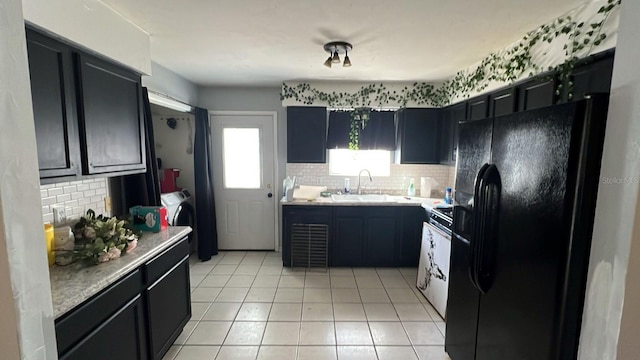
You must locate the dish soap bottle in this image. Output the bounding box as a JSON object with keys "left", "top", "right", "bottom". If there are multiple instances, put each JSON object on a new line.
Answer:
{"left": 344, "top": 178, "right": 351, "bottom": 194}
{"left": 407, "top": 178, "right": 416, "bottom": 197}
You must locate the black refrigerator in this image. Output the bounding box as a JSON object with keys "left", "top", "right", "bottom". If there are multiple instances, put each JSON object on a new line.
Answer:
{"left": 445, "top": 94, "right": 609, "bottom": 360}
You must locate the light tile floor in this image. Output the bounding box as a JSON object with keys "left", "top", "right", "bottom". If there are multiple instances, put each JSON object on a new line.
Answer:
{"left": 164, "top": 251, "right": 451, "bottom": 360}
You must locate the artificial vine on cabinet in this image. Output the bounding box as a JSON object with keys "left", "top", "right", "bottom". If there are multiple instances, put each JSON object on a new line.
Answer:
{"left": 281, "top": 0, "right": 620, "bottom": 149}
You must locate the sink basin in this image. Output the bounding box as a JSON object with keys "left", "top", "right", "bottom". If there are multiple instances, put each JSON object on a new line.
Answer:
{"left": 331, "top": 194, "right": 391, "bottom": 202}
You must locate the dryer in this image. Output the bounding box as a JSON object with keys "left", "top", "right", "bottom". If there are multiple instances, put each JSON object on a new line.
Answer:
{"left": 161, "top": 189, "right": 195, "bottom": 229}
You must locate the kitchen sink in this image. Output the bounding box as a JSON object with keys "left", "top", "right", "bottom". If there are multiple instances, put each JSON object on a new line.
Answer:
{"left": 331, "top": 194, "right": 390, "bottom": 202}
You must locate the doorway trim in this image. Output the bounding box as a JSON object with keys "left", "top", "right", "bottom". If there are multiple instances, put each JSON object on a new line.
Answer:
{"left": 209, "top": 110, "right": 279, "bottom": 251}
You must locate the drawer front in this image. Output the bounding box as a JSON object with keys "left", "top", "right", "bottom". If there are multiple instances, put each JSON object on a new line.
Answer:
{"left": 147, "top": 257, "right": 191, "bottom": 359}
{"left": 60, "top": 295, "right": 147, "bottom": 360}
{"left": 56, "top": 269, "right": 143, "bottom": 355}
{"left": 145, "top": 237, "right": 189, "bottom": 285}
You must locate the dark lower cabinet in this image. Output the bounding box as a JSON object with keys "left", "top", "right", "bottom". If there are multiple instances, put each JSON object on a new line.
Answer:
{"left": 55, "top": 237, "right": 191, "bottom": 360}
{"left": 333, "top": 214, "right": 366, "bottom": 266}
{"left": 145, "top": 241, "right": 191, "bottom": 360}
{"left": 282, "top": 207, "right": 332, "bottom": 266}
{"left": 397, "top": 207, "right": 424, "bottom": 267}
{"left": 282, "top": 205, "right": 422, "bottom": 267}
{"left": 61, "top": 295, "right": 147, "bottom": 360}
{"left": 365, "top": 208, "right": 398, "bottom": 267}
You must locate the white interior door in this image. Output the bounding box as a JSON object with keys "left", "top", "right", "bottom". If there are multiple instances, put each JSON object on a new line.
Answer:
{"left": 211, "top": 112, "right": 276, "bottom": 250}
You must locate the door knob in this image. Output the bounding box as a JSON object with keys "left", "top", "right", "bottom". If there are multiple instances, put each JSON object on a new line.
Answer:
{"left": 267, "top": 193, "right": 273, "bottom": 198}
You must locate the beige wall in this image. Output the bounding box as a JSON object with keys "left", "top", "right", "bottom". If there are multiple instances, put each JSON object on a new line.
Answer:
{"left": 0, "top": 216, "right": 19, "bottom": 360}
{"left": 617, "top": 184, "right": 640, "bottom": 358}
{"left": 578, "top": 0, "right": 640, "bottom": 358}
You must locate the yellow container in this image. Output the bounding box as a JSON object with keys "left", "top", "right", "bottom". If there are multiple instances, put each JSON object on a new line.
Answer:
{"left": 44, "top": 224, "right": 55, "bottom": 266}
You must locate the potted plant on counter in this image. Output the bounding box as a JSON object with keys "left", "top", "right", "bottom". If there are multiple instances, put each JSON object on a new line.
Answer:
{"left": 73, "top": 209, "right": 140, "bottom": 264}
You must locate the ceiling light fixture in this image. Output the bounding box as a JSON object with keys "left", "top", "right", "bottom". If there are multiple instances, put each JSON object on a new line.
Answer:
{"left": 323, "top": 41, "right": 353, "bottom": 68}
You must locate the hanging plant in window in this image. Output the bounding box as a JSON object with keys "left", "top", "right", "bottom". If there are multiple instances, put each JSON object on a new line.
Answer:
{"left": 349, "top": 108, "right": 370, "bottom": 150}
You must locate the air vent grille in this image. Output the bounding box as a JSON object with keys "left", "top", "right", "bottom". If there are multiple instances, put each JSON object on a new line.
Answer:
{"left": 291, "top": 223, "right": 328, "bottom": 269}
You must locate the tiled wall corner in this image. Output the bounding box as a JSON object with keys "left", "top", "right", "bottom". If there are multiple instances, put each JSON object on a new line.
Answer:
{"left": 40, "top": 178, "right": 110, "bottom": 224}
{"left": 286, "top": 163, "right": 456, "bottom": 196}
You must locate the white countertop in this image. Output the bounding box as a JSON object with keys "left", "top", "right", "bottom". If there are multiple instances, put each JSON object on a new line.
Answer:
{"left": 281, "top": 195, "right": 448, "bottom": 207}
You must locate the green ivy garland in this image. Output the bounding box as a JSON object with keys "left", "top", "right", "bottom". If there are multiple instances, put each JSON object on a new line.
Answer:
{"left": 281, "top": 0, "right": 620, "bottom": 149}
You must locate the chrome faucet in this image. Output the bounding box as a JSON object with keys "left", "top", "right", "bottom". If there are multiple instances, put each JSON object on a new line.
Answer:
{"left": 357, "top": 169, "right": 373, "bottom": 195}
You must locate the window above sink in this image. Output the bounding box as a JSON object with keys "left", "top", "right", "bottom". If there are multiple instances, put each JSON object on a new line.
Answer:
{"left": 328, "top": 149, "right": 391, "bottom": 176}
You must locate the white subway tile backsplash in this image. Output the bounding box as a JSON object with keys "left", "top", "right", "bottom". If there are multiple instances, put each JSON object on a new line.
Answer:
{"left": 48, "top": 187, "right": 63, "bottom": 196}
{"left": 40, "top": 178, "right": 110, "bottom": 225}
{"left": 286, "top": 163, "right": 456, "bottom": 196}
{"left": 56, "top": 194, "right": 71, "bottom": 203}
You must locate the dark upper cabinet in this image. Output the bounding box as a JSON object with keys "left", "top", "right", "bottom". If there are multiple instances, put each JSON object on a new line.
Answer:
{"left": 489, "top": 88, "right": 517, "bottom": 118}
{"left": 467, "top": 96, "right": 489, "bottom": 121}
{"left": 26, "top": 27, "right": 147, "bottom": 182}
{"left": 396, "top": 108, "right": 441, "bottom": 164}
{"left": 567, "top": 53, "right": 615, "bottom": 102}
{"left": 287, "top": 106, "right": 327, "bottom": 163}
{"left": 76, "top": 53, "right": 146, "bottom": 174}
{"left": 517, "top": 75, "right": 557, "bottom": 112}
{"left": 440, "top": 103, "right": 466, "bottom": 165}
{"left": 25, "top": 29, "right": 80, "bottom": 179}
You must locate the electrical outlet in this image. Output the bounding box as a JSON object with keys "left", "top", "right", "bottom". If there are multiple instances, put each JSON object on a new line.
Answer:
{"left": 52, "top": 205, "right": 66, "bottom": 225}
{"left": 104, "top": 196, "right": 112, "bottom": 213}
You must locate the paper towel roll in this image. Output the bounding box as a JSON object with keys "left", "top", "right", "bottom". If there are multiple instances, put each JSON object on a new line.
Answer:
{"left": 420, "top": 177, "right": 439, "bottom": 198}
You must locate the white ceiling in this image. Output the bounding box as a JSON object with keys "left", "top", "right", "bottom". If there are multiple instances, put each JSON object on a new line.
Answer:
{"left": 101, "top": 0, "right": 585, "bottom": 86}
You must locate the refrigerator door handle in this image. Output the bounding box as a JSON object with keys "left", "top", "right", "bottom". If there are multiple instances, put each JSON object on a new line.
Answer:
{"left": 469, "top": 163, "right": 490, "bottom": 291}
{"left": 475, "top": 164, "right": 502, "bottom": 294}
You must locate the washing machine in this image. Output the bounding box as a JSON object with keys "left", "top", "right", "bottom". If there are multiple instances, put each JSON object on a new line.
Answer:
{"left": 161, "top": 189, "right": 196, "bottom": 245}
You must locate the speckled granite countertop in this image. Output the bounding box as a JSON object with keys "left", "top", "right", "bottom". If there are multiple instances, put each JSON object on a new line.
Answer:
{"left": 49, "top": 226, "right": 192, "bottom": 319}
{"left": 281, "top": 195, "right": 447, "bottom": 207}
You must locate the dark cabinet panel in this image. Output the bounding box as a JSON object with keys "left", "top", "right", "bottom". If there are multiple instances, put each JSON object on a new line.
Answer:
{"left": 333, "top": 216, "right": 365, "bottom": 266}
{"left": 569, "top": 54, "right": 615, "bottom": 102}
{"left": 365, "top": 208, "right": 398, "bottom": 267}
{"left": 146, "top": 257, "right": 191, "bottom": 360}
{"left": 61, "top": 295, "right": 147, "bottom": 360}
{"left": 398, "top": 207, "right": 424, "bottom": 267}
{"left": 396, "top": 108, "right": 441, "bottom": 164}
{"left": 283, "top": 205, "right": 423, "bottom": 267}
{"left": 282, "top": 207, "right": 332, "bottom": 266}
{"left": 76, "top": 53, "right": 146, "bottom": 174}
{"left": 56, "top": 237, "right": 191, "bottom": 360}
{"left": 517, "top": 76, "right": 557, "bottom": 112}
{"left": 360, "top": 110, "right": 396, "bottom": 150}
{"left": 287, "top": 106, "right": 327, "bottom": 163}
{"left": 440, "top": 103, "right": 466, "bottom": 165}
{"left": 467, "top": 96, "right": 489, "bottom": 121}
{"left": 26, "top": 29, "right": 80, "bottom": 179}
{"left": 489, "top": 88, "right": 517, "bottom": 118}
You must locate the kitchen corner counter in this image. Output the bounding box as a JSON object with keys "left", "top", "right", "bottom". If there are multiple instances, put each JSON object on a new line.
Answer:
{"left": 49, "top": 226, "right": 192, "bottom": 319}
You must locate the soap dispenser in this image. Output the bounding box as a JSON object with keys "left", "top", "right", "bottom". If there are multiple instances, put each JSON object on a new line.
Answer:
{"left": 407, "top": 178, "right": 416, "bottom": 197}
